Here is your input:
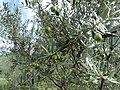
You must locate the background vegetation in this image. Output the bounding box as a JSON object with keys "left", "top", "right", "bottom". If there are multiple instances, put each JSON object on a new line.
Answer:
{"left": 0, "top": 0, "right": 120, "bottom": 90}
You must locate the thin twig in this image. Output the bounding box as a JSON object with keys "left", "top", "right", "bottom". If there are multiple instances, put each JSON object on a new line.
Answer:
{"left": 99, "top": 78, "right": 104, "bottom": 90}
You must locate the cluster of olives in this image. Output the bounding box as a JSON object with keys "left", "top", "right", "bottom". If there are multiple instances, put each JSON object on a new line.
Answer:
{"left": 52, "top": 54, "right": 60, "bottom": 61}
{"left": 31, "top": 62, "right": 40, "bottom": 69}
{"left": 44, "top": 5, "right": 60, "bottom": 34}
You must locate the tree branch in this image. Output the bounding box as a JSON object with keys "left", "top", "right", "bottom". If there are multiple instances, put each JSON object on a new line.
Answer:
{"left": 48, "top": 76, "right": 63, "bottom": 90}
{"left": 99, "top": 78, "right": 104, "bottom": 90}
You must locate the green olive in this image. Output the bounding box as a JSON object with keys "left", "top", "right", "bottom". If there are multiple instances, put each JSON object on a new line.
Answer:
{"left": 51, "top": 5, "right": 57, "bottom": 12}
{"left": 45, "top": 26, "right": 51, "bottom": 33}
{"left": 31, "top": 62, "right": 36, "bottom": 67}
{"left": 52, "top": 55, "right": 58, "bottom": 60}
{"left": 94, "top": 33, "right": 103, "bottom": 42}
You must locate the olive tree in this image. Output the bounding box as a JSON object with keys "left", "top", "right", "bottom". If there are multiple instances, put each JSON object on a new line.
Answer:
{"left": 25, "top": 0, "right": 120, "bottom": 90}
{"left": 0, "top": 0, "right": 120, "bottom": 90}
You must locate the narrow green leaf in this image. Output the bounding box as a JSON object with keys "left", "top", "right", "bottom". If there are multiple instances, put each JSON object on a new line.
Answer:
{"left": 107, "top": 78, "right": 120, "bottom": 84}
{"left": 109, "top": 71, "right": 116, "bottom": 78}
{"left": 40, "top": 44, "right": 49, "bottom": 54}
{"left": 86, "top": 57, "right": 99, "bottom": 75}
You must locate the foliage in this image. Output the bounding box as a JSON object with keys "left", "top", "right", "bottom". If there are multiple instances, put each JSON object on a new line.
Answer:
{"left": 0, "top": 0, "right": 120, "bottom": 90}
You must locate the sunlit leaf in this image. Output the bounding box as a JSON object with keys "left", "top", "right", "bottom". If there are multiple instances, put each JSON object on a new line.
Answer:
{"left": 107, "top": 78, "right": 120, "bottom": 84}
{"left": 40, "top": 44, "right": 50, "bottom": 54}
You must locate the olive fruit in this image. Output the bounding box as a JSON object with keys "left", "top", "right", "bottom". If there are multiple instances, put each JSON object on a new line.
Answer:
{"left": 50, "top": 5, "right": 59, "bottom": 16}
{"left": 31, "top": 62, "right": 39, "bottom": 69}
{"left": 45, "top": 26, "right": 51, "bottom": 33}
{"left": 52, "top": 55, "right": 58, "bottom": 60}
{"left": 31, "top": 62, "right": 36, "bottom": 67}
{"left": 52, "top": 54, "right": 61, "bottom": 61}
{"left": 94, "top": 33, "right": 103, "bottom": 42}
{"left": 51, "top": 5, "right": 57, "bottom": 12}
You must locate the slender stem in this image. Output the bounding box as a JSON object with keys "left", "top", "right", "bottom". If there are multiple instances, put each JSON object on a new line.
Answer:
{"left": 48, "top": 76, "right": 63, "bottom": 90}
{"left": 99, "top": 78, "right": 104, "bottom": 90}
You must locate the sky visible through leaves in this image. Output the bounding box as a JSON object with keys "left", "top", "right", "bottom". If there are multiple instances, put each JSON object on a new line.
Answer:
{"left": 0, "top": 0, "right": 51, "bottom": 45}
{"left": 0, "top": 0, "right": 51, "bottom": 54}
